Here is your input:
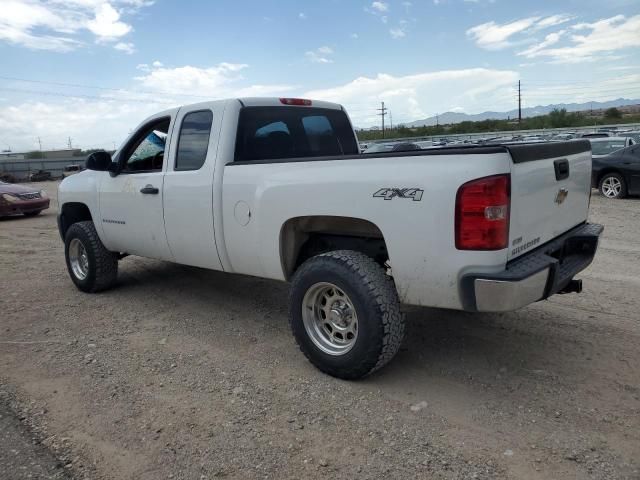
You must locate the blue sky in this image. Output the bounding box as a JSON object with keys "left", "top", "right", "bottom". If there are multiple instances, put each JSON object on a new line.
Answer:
{"left": 1, "top": 0, "right": 639, "bottom": 151}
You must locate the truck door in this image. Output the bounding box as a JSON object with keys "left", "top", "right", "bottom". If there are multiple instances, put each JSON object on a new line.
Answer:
{"left": 98, "top": 114, "right": 174, "bottom": 260}
{"left": 162, "top": 105, "right": 224, "bottom": 270}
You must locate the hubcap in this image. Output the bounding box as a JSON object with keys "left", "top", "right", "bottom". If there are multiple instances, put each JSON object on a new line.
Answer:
{"left": 602, "top": 177, "right": 621, "bottom": 198}
{"left": 302, "top": 282, "right": 358, "bottom": 356}
{"left": 69, "top": 238, "right": 89, "bottom": 280}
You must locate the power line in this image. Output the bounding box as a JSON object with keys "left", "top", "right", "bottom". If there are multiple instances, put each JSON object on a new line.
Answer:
{"left": 0, "top": 87, "right": 177, "bottom": 105}
{"left": 0, "top": 75, "right": 216, "bottom": 100}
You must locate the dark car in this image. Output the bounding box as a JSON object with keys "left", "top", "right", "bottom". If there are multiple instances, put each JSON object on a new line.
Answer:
{"left": 391, "top": 142, "right": 421, "bottom": 152}
{"left": 0, "top": 181, "right": 50, "bottom": 217}
{"left": 581, "top": 132, "right": 610, "bottom": 139}
{"left": 591, "top": 144, "right": 640, "bottom": 199}
{"left": 29, "top": 170, "right": 53, "bottom": 181}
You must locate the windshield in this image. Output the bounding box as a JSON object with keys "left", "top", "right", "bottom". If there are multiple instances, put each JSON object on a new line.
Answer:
{"left": 591, "top": 140, "right": 626, "bottom": 156}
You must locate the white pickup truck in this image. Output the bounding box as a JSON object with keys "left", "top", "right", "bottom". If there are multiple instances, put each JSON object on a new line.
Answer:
{"left": 58, "top": 97, "right": 602, "bottom": 379}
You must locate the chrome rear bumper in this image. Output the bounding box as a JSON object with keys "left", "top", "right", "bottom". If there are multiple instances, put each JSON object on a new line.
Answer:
{"left": 461, "top": 223, "right": 603, "bottom": 312}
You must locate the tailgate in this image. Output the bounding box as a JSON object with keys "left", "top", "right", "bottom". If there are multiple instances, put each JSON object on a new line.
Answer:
{"left": 507, "top": 140, "right": 592, "bottom": 261}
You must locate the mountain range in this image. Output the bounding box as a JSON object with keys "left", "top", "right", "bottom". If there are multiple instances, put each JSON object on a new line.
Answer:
{"left": 399, "top": 98, "right": 640, "bottom": 128}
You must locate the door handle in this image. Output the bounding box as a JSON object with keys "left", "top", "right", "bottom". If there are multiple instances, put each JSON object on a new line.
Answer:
{"left": 140, "top": 185, "right": 159, "bottom": 194}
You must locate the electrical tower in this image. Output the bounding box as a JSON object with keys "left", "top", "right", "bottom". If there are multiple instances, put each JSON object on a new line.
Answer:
{"left": 377, "top": 101, "right": 388, "bottom": 138}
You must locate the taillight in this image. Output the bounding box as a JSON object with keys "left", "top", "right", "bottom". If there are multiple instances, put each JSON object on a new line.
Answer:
{"left": 455, "top": 174, "right": 510, "bottom": 250}
{"left": 279, "top": 98, "right": 312, "bottom": 106}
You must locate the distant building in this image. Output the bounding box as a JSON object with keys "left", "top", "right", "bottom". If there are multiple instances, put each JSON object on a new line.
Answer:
{"left": 0, "top": 148, "right": 81, "bottom": 162}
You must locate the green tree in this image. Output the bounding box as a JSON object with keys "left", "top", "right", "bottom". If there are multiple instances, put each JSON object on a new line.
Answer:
{"left": 604, "top": 107, "right": 622, "bottom": 119}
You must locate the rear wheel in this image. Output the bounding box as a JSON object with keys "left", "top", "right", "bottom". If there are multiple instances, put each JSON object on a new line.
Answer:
{"left": 289, "top": 250, "right": 405, "bottom": 379}
{"left": 64, "top": 221, "right": 118, "bottom": 292}
{"left": 599, "top": 173, "right": 626, "bottom": 199}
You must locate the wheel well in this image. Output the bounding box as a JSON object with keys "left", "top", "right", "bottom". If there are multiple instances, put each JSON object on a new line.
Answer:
{"left": 280, "top": 216, "right": 388, "bottom": 280}
{"left": 596, "top": 168, "right": 623, "bottom": 186}
{"left": 59, "top": 203, "right": 92, "bottom": 238}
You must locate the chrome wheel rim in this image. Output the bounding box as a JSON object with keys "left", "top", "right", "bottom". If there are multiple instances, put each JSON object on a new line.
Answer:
{"left": 602, "top": 177, "right": 622, "bottom": 198}
{"left": 69, "top": 238, "right": 89, "bottom": 280}
{"left": 302, "top": 282, "right": 358, "bottom": 356}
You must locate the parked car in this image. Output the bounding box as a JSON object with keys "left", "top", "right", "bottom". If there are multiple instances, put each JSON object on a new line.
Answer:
{"left": 57, "top": 97, "right": 602, "bottom": 379}
{"left": 581, "top": 132, "right": 610, "bottom": 139}
{"left": 29, "top": 170, "right": 53, "bottom": 181}
{"left": 362, "top": 143, "right": 394, "bottom": 154}
{"left": 622, "top": 131, "right": 640, "bottom": 144}
{"left": 63, "top": 165, "right": 83, "bottom": 177}
{"left": 0, "top": 180, "right": 50, "bottom": 217}
{"left": 588, "top": 137, "right": 635, "bottom": 159}
{"left": 592, "top": 143, "right": 640, "bottom": 199}
{"left": 391, "top": 142, "right": 421, "bottom": 152}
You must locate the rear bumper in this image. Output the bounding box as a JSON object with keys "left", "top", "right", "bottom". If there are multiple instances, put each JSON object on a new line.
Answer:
{"left": 460, "top": 223, "right": 604, "bottom": 312}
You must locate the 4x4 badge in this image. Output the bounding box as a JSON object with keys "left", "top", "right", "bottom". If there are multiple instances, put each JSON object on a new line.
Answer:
{"left": 373, "top": 188, "right": 424, "bottom": 201}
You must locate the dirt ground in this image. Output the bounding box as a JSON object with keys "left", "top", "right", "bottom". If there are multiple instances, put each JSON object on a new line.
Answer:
{"left": 1, "top": 180, "right": 639, "bottom": 480}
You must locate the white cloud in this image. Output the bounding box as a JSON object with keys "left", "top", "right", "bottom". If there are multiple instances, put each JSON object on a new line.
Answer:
{"left": 134, "top": 62, "right": 296, "bottom": 98}
{"left": 466, "top": 14, "right": 576, "bottom": 50}
{"left": 305, "top": 46, "right": 334, "bottom": 64}
{"left": 298, "top": 12, "right": 307, "bottom": 20}
{"left": 304, "top": 67, "right": 519, "bottom": 126}
{"left": 113, "top": 41, "right": 134, "bottom": 54}
{"left": 371, "top": 1, "right": 388, "bottom": 12}
{"left": 532, "top": 14, "right": 574, "bottom": 30}
{"left": 0, "top": 0, "right": 149, "bottom": 52}
{"left": 519, "top": 15, "right": 640, "bottom": 63}
{"left": 517, "top": 31, "right": 564, "bottom": 57}
{"left": 351, "top": 33, "right": 359, "bottom": 39}
{"left": 86, "top": 3, "right": 131, "bottom": 40}
{"left": 389, "top": 28, "right": 406, "bottom": 39}
{"left": 466, "top": 17, "right": 540, "bottom": 50}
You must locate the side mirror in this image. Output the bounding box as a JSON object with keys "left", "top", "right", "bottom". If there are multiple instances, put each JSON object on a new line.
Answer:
{"left": 86, "top": 151, "right": 113, "bottom": 171}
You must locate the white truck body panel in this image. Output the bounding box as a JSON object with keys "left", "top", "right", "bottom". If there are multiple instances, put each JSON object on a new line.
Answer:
{"left": 58, "top": 97, "right": 599, "bottom": 313}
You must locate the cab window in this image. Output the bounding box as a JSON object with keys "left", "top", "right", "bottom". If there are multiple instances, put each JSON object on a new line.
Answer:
{"left": 175, "top": 110, "right": 213, "bottom": 171}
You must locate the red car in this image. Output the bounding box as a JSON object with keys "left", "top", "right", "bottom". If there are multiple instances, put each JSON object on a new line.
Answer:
{"left": 0, "top": 181, "right": 50, "bottom": 217}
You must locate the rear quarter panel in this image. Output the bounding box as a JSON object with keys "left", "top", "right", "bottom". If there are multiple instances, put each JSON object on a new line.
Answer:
{"left": 220, "top": 152, "right": 512, "bottom": 309}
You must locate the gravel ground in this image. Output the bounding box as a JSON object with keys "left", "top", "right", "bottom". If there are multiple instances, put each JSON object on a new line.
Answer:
{"left": 1, "top": 180, "right": 639, "bottom": 479}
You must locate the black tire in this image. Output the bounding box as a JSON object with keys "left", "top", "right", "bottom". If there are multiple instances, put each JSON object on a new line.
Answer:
{"left": 289, "top": 250, "right": 405, "bottom": 379}
{"left": 64, "top": 221, "right": 118, "bottom": 293}
{"left": 598, "top": 172, "right": 627, "bottom": 199}
{"left": 23, "top": 210, "right": 42, "bottom": 217}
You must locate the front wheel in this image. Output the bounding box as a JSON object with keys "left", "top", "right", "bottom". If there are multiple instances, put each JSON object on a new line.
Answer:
{"left": 599, "top": 173, "right": 626, "bottom": 199}
{"left": 23, "top": 210, "right": 42, "bottom": 217}
{"left": 289, "top": 250, "right": 405, "bottom": 379}
{"left": 64, "top": 221, "right": 118, "bottom": 293}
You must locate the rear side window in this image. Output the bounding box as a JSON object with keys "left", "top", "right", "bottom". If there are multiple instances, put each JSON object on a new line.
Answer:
{"left": 234, "top": 106, "right": 358, "bottom": 162}
{"left": 175, "top": 110, "right": 213, "bottom": 171}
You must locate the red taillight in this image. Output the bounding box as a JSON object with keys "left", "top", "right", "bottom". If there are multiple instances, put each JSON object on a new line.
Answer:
{"left": 279, "top": 98, "right": 312, "bottom": 106}
{"left": 455, "top": 174, "right": 510, "bottom": 250}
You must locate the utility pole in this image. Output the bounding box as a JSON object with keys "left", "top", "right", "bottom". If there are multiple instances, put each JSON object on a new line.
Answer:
{"left": 436, "top": 113, "right": 439, "bottom": 127}
{"left": 377, "top": 101, "right": 388, "bottom": 138}
{"left": 389, "top": 111, "right": 393, "bottom": 131}
{"left": 518, "top": 80, "right": 522, "bottom": 125}
{"left": 37, "top": 136, "right": 42, "bottom": 152}
{"left": 67, "top": 137, "right": 73, "bottom": 149}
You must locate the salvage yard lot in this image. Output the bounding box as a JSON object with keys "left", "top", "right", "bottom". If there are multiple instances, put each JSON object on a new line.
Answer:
{"left": 1, "top": 180, "right": 639, "bottom": 480}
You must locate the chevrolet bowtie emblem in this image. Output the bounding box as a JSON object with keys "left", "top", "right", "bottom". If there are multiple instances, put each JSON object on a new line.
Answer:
{"left": 555, "top": 188, "right": 569, "bottom": 205}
